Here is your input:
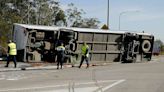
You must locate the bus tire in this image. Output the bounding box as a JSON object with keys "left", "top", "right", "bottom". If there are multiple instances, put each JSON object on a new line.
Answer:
{"left": 142, "top": 40, "right": 151, "bottom": 53}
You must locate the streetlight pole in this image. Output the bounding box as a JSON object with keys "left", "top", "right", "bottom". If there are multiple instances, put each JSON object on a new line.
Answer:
{"left": 118, "top": 11, "right": 140, "bottom": 30}
{"left": 107, "top": 0, "right": 109, "bottom": 28}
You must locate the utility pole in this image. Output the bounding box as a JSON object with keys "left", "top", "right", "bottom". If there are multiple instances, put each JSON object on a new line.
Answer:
{"left": 107, "top": 0, "right": 109, "bottom": 28}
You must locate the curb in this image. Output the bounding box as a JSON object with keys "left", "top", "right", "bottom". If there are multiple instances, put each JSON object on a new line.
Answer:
{"left": 0, "top": 63, "right": 113, "bottom": 72}
{"left": 0, "top": 67, "right": 58, "bottom": 72}
{"left": 0, "top": 68, "right": 21, "bottom": 72}
{"left": 0, "top": 65, "right": 74, "bottom": 72}
{"left": 21, "top": 66, "right": 58, "bottom": 71}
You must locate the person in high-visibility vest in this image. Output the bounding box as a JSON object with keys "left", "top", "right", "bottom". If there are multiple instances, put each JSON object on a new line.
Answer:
{"left": 5, "top": 40, "right": 17, "bottom": 68}
{"left": 79, "top": 42, "right": 90, "bottom": 68}
{"left": 56, "top": 42, "right": 65, "bottom": 69}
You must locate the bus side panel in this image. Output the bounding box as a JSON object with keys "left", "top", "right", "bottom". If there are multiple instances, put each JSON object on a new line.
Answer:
{"left": 75, "top": 32, "right": 123, "bottom": 63}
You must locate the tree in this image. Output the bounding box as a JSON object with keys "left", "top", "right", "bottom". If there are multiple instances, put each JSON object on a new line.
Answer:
{"left": 65, "top": 3, "right": 85, "bottom": 27}
{"left": 0, "top": 17, "right": 11, "bottom": 47}
{"left": 154, "top": 39, "right": 163, "bottom": 46}
{"left": 54, "top": 10, "right": 66, "bottom": 26}
{"left": 0, "top": 0, "right": 23, "bottom": 47}
{"left": 25, "top": 0, "right": 62, "bottom": 25}
{"left": 64, "top": 3, "right": 100, "bottom": 28}
{"left": 80, "top": 18, "right": 100, "bottom": 28}
{"left": 101, "top": 24, "right": 109, "bottom": 30}
{"left": 0, "top": 1, "right": 100, "bottom": 47}
{"left": 154, "top": 39, "right": 164, "bottom": 52}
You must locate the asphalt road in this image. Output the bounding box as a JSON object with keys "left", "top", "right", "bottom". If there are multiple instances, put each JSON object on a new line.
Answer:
{"left": 0, "top": 56, "right": 164, "bottom": 92}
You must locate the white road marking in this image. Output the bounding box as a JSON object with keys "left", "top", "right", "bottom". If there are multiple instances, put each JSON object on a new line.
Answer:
{"left": 0, "top": 84, "right": 68, "bottom": 92}
{"left": 101, "top": 79, "right": 125, "bottom": 92}
{"left": 6, "top": 78, "right": 19, "bottom": 80}
{"left": 0, "top": 73, "right": 27, "bottom": 81}
{"left": 75, "top": 80, "right": 121, "bottom": 85}
{"left": 0, "top": 78, "right": 5, "bottom": 80}
{"left": 0, "top": 79, "right": 126, "bottom": 92}
{"left": 39, "top": 87, "right": 99, "bottom": 92}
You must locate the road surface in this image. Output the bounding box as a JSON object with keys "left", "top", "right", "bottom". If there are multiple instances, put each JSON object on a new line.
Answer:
{"left": 0, "top": 56, "right": 164, "bottom": 92}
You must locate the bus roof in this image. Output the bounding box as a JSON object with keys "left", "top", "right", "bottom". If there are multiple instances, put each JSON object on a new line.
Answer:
{"left": 14, "top": 23, "right": 152, "bottom": 36}
{"left": 14, "top": 23, "right": 59, "bottom": 31}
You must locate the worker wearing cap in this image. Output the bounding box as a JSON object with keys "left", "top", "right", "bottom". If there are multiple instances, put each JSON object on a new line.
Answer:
{"left": 5, "top": 40, "right": 17, "bottom": 68}
{"left": 79, "top": 42, "right": 90, "bottom": 68}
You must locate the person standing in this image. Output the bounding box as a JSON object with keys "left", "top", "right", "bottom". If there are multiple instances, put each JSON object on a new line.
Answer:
{"left": 56, "top": 43, "right": 65, "bottom": 69}
{"left": 79, "top": 42, "right": 90, "bottom": 68}
{"left": 5, "top": 40, "right": 17, "bottom": 68}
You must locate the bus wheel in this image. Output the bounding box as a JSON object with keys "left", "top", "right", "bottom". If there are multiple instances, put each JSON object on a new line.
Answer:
{"left": 142, "top": 40, "right": 151, "bottom": 53}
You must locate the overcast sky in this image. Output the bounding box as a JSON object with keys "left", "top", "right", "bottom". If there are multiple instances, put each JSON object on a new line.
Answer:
{"left": 60, "top": 0, "right": 164, "bottom": 42}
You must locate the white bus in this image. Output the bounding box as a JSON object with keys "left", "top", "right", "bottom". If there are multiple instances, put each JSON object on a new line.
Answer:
{"left": 12, "top": 23, "right": 154, "bottom": 63}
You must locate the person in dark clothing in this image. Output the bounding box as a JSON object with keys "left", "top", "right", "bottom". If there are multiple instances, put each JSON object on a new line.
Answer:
{"left": 5, "top": 40, "right": 17, "bottom": 68}
{"left": 79, "top": 42, "right": 90, "bottom": 68}
{"left": 56, "top": 43, "right": 65, "bottom": 69}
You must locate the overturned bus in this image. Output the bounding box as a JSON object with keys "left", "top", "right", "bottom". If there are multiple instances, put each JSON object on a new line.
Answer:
{"left": 12, "top": 23, "right": 154, "bottom": 63}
